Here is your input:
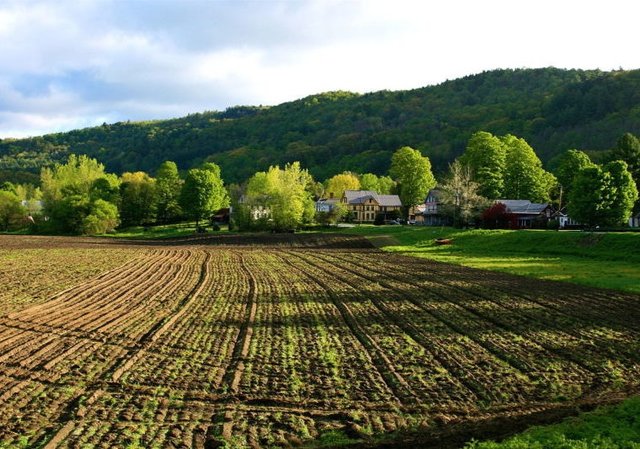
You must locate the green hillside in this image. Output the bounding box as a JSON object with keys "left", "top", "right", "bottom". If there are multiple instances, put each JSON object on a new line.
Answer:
{"left": 1, "top": 67, "right": 640, "bottom": 183}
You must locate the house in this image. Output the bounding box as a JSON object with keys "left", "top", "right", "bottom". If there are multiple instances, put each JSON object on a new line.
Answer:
{"left": 412, "top": 189, "right": 452, "bottom": 226}
{"left": 236, "top": 195, "right": 271, "bottom": 221}
{"left": 629, "top": 212, "right": 640, "bottom": 228}
{"left": 341, "top": 190, "right": 402, "bottom": 223}
{"left": 497, "top": 199, "right": 553, "bottom": 228}
{"left": 315, "top": 197, "right": 340, "bottom": 213}
{"left": 552, "top": 207, "right": 582, "bottom": 229}
{"left": 211, "top": 208, "right": 230, "bottom": 224}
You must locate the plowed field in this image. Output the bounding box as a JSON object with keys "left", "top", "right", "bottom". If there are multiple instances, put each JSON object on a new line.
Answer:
{"left": 0, "top": 234, "right": 638, "bottom": 448}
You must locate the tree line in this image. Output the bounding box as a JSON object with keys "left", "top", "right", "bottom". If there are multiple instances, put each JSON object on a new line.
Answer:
{"left": 1, "top": 130, "right": 637, "bottom": 234}
{"left": 2, "top": 68, "right": 640, "bottom": 187}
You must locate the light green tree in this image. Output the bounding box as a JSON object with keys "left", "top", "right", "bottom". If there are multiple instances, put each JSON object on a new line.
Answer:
{"left": 359, "top": 173, "right": 396, "bottom": 194}
{"left": 459, "top": 131, "right": 506, "bottom": 199}
{"left": 324, "top": 172, "right": 360, "bottom": 199}
{"left": 568, "top": 161, "right": 638, "bottom": 227}
{"left": 242, "top": 162, "right": 315, "bottom": 231}
{"left": 0, "top": 190, "right": 26, "bottom": 231}
{"left": 155, "top": 161, "right": 183, "bottom": 223}
{"left": 82, "top": 199, "right": 120, "bottom": 234}
{"left": 389, "top": 146, "right": 436, "bottom": 218}
{"left": 180, "top": 163, "right": 228, "bottom": 229}
{"left": 119, "top": 172, "right": 156, "bottom": 227}
{"left": 605, "top": 160, "right": 638, "bottom": 224}
{"left": 439, "top": 160, "right": 488, "bottom": 227}
{"left": 40, "top": 154, "right": 120, "bottom": 234}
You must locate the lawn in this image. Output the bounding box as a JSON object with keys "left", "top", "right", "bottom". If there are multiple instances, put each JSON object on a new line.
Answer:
{"left": 335, "top": 226, "right": 640, "bottom": 293}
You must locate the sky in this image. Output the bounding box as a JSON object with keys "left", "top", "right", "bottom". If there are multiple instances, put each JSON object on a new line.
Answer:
{"left": 0, "top": 0, "right": 638, "bottom": 139}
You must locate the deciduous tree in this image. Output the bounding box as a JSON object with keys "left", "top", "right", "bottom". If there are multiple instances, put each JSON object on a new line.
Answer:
{"left": 359, "top": 173, "right": 395, "bottom": 194}
{"left": 568, "top": 161, "right": 638, "bottom": 227}
{"left": 501, "top": 134, "right": 555, "bottom": 202}
{"left": 389, "top": 146, "right": 436, "bottom": 218}
{"left": 119, "top": 171, "right": 156, "bottom": 227}
{"left": 242, "top": 162, "right": 315, "bottom": 231}
{"left": 459, "top": 131, "right": 506, "bottom": 199}
{"left": 155, "top": 161, "right": 183, "bottom": 223}
{"left": 439, "top": 161, "right": 487, "bottom": 227}
{"left": 0, "top": 190, "right": 26, "bottom": 231}
{"left": 554, "top": 149, "right": 595, "bottom": 204}
{"left": 40, "top": 155, "right": 120, "bottom": 234}
{"left": 324, "top": 172, "right": 360, "bottom": 199}
{"left": 180, "top": 163, "right": 228, "bottom": 228}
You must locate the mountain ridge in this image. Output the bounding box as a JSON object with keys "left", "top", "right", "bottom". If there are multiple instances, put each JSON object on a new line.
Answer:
{"left": 1, "top": 67, "right": 639, "bottom": 184}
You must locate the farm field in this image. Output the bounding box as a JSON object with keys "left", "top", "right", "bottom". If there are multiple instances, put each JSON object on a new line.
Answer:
{"left": 0, "top": 234, "right": 639, "bottom": 448}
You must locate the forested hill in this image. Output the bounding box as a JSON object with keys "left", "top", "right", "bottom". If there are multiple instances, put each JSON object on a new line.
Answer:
{"left": 1, "top": 67, "right": 640, "bottom": 184}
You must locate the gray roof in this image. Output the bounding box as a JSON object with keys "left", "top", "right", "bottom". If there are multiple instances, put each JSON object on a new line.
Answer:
{"left": 498, "top": 200, "right": 549, "bottom": 214}
{"left": 343, "top": 190, "right": 402, "bottom": 207}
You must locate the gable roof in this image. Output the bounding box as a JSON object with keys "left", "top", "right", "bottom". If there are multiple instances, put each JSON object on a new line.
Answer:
{"left": 498, "top": 199, "right": 550, "bottom": 215}
{"left": 343, "top": 190, "right": 402, "bottom": 207}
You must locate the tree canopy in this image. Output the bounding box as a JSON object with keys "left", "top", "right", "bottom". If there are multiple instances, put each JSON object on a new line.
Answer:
{"left": 568, "top": 161, "right": 638, "bottom": 227}
{"left": 40, "top": 155, "right": 121, "bottom": 234}
{"left": 240, "top": 162, "right": 315, "bottom": 231}
{"left": 179, "top": 163, "right": 228, "bottom": 227}
{"left": 324, "top": 172, "right": 360, "bottom": 199}
{"left": 2, "top": 68, "right": 640, "bottom": 184}
{"left": 389, "top": 146, "right": 436, "bottom": 216}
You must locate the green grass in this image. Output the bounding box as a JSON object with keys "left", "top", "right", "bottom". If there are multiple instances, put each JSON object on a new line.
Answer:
{"left": 334, "top": 226, "right": 640, "bottom": 293}
{"left": 465, "top": 396, "right": 640, "bottom": 449}
{"left": 101, "top": 222, "right": 229, "bottom": 240}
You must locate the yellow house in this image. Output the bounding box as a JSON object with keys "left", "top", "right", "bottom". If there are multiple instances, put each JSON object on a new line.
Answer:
{"left": 341, "top": 190, "right": 402, "bottom": 222}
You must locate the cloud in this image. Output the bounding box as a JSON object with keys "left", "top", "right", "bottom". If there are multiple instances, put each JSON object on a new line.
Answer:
{"left": 0, "top": 0, "right": 639, "bottom": 138}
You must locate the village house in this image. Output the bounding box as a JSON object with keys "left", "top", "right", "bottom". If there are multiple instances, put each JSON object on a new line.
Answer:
{"left": 341, "top": 190, "right": 402, "bottom": 223}
{"left": 315, "top": 197, "right": 340, "bottom": 213}
{"left": 498, "top": 199, "right": 553, "bottom": 228}
{"left": 411, "top": 189, "right": 452, "bottom": 226}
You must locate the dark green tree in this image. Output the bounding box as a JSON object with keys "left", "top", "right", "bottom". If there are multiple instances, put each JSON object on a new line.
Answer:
{"left": 554, "top": 149, "right": 595, "bottom": 205}
{"left": 459, "top": 131, "right": 506, "bottom": 199}
{"left": 119, "top": 172, "right": 157, "bottom": 227}
{"left": 610, "top": 133, "right": 640, "bottom": 190}
{"left": 180, "top": 163, "right": 228, "bottom": 228}
{"left": 155, "top": 161, "right": 183, "bottom": 223}
{"left": 389, "top": 146, "right": 436, "bottom": 218}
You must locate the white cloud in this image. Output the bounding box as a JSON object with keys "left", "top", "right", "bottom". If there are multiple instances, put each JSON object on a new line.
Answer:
{"left": 0, "top": 0, "right": 638, "bottom": 138}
